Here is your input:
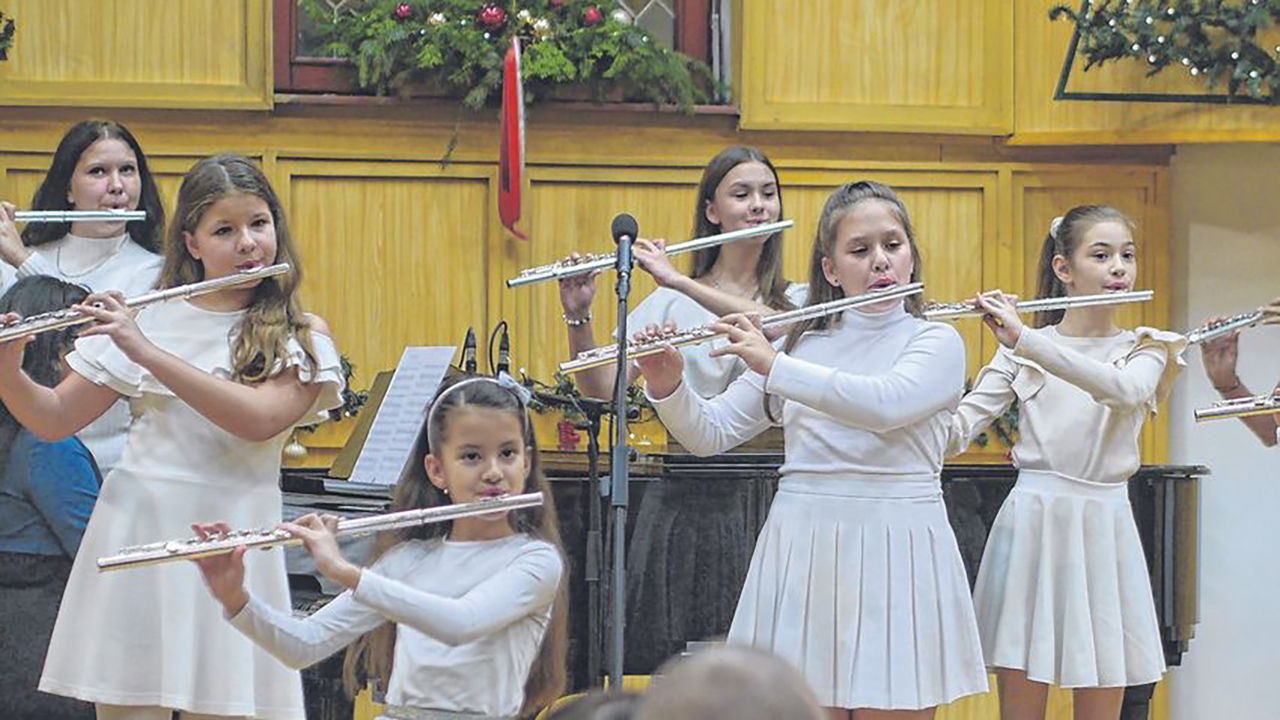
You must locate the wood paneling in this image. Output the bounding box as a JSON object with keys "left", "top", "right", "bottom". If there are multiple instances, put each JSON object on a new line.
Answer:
{"left": 741, "top": 0, "right": 1013, "bottom": 133}
{"left": 0, "top": 0, "right": 272, "bottom": 109}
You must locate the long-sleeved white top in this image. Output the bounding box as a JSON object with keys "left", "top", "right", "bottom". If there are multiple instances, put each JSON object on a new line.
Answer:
{"left": 625, "top": 283, "right": 808, "bottom": 398}
{"left": 649, "top": 304, "right": 967, "bottom": 479}
{"left": 946, "top": 325, "right": 1186, "bottom": 484}
{"left": 229, "top": 533, "right": 562, "bottom": 717}
{"left": 1, "top": 232, "right": 163, "bottom": 478}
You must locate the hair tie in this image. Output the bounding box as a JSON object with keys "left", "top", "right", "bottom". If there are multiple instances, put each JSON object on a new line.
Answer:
{"left": 425, "top": 374, "right": 532, "bottom": 452}
{"left": 1049, "top": 216, "right": 1064, "bottom": 240}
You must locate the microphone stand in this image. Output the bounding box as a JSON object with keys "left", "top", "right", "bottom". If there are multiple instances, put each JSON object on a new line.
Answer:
{"left": 607, "top": 227, "right": 634, "bottom": 689}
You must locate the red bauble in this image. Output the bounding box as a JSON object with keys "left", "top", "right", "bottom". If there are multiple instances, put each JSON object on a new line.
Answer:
{"left": 550, "top": 0, "right": 566, "bottom": 7}
{"left": 583, "top": 5, "right": 603, "bottom": 25}
{"left": 479, "top": 4, "right": 506, "bottom": 29}
{"left": 393, "top": 3, "right": 412, "bottom": 20}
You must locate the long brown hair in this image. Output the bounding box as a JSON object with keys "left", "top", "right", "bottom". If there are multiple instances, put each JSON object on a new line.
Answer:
{"left": 22, "top": 119, "right": 166, "bottom": 253}
{"left": 342, "top": 375, "right": 569, "bottom": 716}
{"left": 1034, "top": 205, "right": 1135, "bottom": 328}
{"left": 688, "top": 146, "right": 794, "bottom": 311}
{"left": 160, "top": 154, "right": 316, "bottom": 382}
{"left": 0, "top": 277, "right": 90, "bottom": 474}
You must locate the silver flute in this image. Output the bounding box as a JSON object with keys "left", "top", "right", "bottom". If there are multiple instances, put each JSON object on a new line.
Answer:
{"left": 97, "top": 492, "right": 545, "bottom": 572}
{"left": 14, "top": 209, "right": 147, "bottom": 223}
{"left": 1194, "top": 393, "right": 1280, "bottom": 422}
{"left": 1185, "top": 310, "right": 1265, "bottom": 345}
{"left": 923, "top": 290, "right": 1155, "bottom": 321}
{"left": 0, "top": 263, "right": 290, "bottom": 343}
{"left": 559, "top": 282, "right": 924, "bottom": 374}
{"left": 506, "top": 219, "right": 794, "bottom": 288}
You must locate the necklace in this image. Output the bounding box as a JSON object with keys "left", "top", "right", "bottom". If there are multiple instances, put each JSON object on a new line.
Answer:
{"left": 54, "top": 233, "right": 130, "bottom": 278}
{"left": 708, "top": 273, "right": 759, "bottom": 299}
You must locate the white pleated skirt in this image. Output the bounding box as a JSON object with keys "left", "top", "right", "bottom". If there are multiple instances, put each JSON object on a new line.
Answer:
{"left": 973, "top": 470, "right": 1166, "bottom": 688}
{"left": 728, "top": 474, "right": 988, "bottom": 710}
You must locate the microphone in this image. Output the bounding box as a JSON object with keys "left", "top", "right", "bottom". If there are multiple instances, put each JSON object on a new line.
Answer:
{"left": 611, "top": 213, "right": 638, "bottom": 245}
{"left": 496, "top": 324, "right": 511, "bottom": 376}
{"left": 462, "top": 327, "right": 477, "bottom": 373}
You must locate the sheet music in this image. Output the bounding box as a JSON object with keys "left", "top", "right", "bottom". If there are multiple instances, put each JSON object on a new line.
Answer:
{"left": 348, "top": 346, "right": 455, "bottom": 485}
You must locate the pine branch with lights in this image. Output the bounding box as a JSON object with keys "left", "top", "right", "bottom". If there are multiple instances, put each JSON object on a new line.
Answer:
{"left": 1050, "top": 0, "right": 1280, "bottom": 102}
{"left": 301, "top": 0, "right": 717, "bottom": 110}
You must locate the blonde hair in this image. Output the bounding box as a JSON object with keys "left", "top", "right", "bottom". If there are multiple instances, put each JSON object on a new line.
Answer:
{"left": 160, "top": 154, "right": 316, "bottom": 382}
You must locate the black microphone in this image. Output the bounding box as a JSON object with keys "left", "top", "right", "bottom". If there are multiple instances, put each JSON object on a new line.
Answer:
{"left": 496, "top": 325, "right": 511, "bottom": 376}
{"left": 462, "top": 327, "right": 477, "bottom": 374}
{"left": 611, "top": 213, "right": 638, "bottom": 246}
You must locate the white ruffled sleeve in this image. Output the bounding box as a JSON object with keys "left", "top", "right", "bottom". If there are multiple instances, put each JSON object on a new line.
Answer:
{"left": 283, "top": 331, "right": 346, "bottom": 426}
{"left": 1130, "top": 327, "right": 1188, "bottom": 412}
{"left": 65, "top": 334, "right": 145, "bottom": 398}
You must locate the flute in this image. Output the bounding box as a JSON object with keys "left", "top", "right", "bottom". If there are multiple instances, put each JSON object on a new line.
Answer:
{"left": 14, "top": 210, "right": 147, "bottom": 223}
{"left": 506, "top": 219, "right": 793, "bottom": 288}
{"left": 559, "top": 282, "right": 924, "bottom": 374}
{"left": 1193, "top": 393, "right": 1280, "bottom": 422}
{"left": 0, "top": 263, "right": 289, "bottom": 343}
{"left": 97, "top": 492, "right": 545, "bottom": 572}
{"left": 1185, "top": 310, "right": 1265, "bottom": 345}
{"left": 922, "top": 290, "right": 1155, "bottom": 321}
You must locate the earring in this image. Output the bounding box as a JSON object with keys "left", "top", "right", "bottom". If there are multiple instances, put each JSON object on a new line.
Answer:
{"left": 442, "top": 488, "right": 449, "bottom": 495}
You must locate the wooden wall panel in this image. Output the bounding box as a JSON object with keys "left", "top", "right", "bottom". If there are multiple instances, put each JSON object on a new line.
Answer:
{"left": 1013, "top": 0, "right": 1280, "bottom": 144}
{"left": 279, "top": 161, "right": 495, "bottom": 393}
{"left": 0, "top": 0, "right": 272, "bottom": 109}
{"left": 741, "top": 0, "right": 1013, "bottom": 133}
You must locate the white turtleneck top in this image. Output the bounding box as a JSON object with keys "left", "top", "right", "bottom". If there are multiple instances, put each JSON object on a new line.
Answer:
{"left": 649, "top": 304, "right": 967, "bottom": 480}
{"left": 2, "top": 232, "right": 163, "bottom": 477}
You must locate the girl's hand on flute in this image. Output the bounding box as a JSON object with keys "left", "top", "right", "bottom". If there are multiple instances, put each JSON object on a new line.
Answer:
{"left": 1261, "top": 297, "right": 1280, "bottom": 326}
{"left": 1199, "top": 316, "right": 1242, "bottom": 392}
{"left": 557, "top": 253, "right": 600, "bottom": 322}
{"left": 976, "top": 290, "right": 1023, "bottom": 349}
{"left": 282, "top": 513, "right": 363, "bottom": 591}
{"left": 74, "top": 291, "right": 157, "bottom": 364}
{"left": 191, "top": 522, "right": 250, "bottom": 616}
{"left": 634, "top": 238, "right": 686, "bottom": 290}
{"left": 0, "top": 201, "right": 31, "bottom": 268}
{"left": 709, "top": 312, "right": 776, "bottom": 376}
{"left": 0, "top": 312, "right": 32, "bottom": 374}
{"left": 634, "top": 321, "right": 684, "bottom": 400}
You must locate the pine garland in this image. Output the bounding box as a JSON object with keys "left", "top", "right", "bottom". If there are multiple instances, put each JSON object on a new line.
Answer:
{"left": 1051, "top": 0, "right": 1280, "bottom": 102}
{"left": 300, "top": 0, "right": 718, "bottom": 110}
{"left": 0, "top": 11, "right": 15, "bottom": 61}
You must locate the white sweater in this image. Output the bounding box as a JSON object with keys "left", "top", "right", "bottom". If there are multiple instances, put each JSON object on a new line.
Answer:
{"left": 650, "top": 304, "right": 967, "bottom": 480}
{"left": 230, "top": 533, "right": 563, "bottom": 717}
{"left": 947, "top": 325, "right": 1186, "bottom": 484}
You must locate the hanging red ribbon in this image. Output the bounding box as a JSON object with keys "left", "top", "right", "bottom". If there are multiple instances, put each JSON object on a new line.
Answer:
{"left": 498, "top": 37, "right": 529, "bottom": 241}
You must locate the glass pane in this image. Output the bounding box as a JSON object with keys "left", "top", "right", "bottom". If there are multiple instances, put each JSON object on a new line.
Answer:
{"left": 296, "top": 0, "right": 366, "bottom": 59}
{"left": 614, "top": 0, "right": 676, "bottom": 50}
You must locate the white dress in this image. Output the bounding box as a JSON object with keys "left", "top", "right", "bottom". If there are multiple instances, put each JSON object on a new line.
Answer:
{"left": 649, "top": 304, "right": 988, "bottom": 710}
{"left": 229, "top": 534, "right": 563, "bottom": 718}
{"left": 1, "top": 232, "right": 164, "bottom": 479}
{"left": 948, "top": 324, "right": 1186, "bottom": 688}
{"left": 39, "top": 299, "right": 344, "bottom": 718}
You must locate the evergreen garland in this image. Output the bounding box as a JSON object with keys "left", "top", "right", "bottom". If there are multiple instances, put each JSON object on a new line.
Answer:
{"left": 300, "top": 0, "right": 718, "bottom": 110}
{"left": 0, "top": 11, "right": 15, "bottom": 61}
{"left": 1051, "top": 0, "right": 1280, "bottom": 102}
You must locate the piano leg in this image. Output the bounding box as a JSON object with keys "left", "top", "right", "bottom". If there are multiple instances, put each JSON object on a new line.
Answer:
{"left": 1120, "top": 682, "right": 1155, "bottom": 720}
